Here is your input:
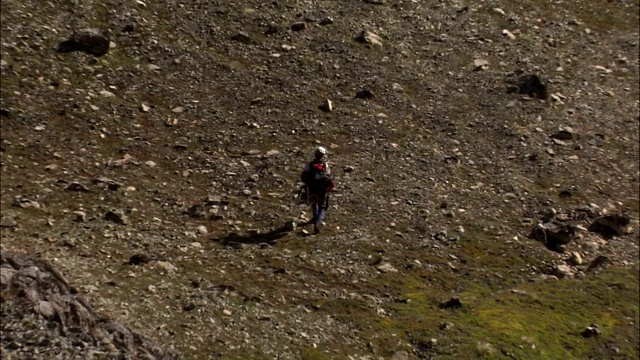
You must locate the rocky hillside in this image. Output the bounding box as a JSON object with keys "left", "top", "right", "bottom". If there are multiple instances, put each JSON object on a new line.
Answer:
{"left": 1, "top": 0, "right": 638, "bottom": 359}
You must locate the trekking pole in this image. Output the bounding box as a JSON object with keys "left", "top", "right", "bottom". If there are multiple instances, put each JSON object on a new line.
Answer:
{"left": 324, "top": 191, "right": 330, "bottom": 210}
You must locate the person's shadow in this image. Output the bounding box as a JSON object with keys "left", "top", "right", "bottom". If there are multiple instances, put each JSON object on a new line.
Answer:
{"left": 216, "top": 222, "right": 296, "bottom": 247}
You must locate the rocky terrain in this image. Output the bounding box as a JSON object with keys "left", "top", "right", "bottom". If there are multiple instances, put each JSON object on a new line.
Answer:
{"left": 1, "top": 0, "right": 638, "bottom": 359}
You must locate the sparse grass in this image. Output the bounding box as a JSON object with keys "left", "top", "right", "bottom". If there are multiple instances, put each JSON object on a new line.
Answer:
{"left": 300, "top": 347, "right": 333, "bottom": 360}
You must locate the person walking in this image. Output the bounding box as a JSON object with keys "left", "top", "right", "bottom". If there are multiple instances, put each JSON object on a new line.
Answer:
{"left": 300, "top": 146, "right": 335, "bottom": 234}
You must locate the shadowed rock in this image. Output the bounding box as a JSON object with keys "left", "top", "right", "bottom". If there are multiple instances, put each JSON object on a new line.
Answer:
{"left": 439, "top": 296, "right": 462, "bottom": 309}
{"left": 355, "top": 89, "right": 375, "bottom": 99}
{"left": 104, "top": 209, "right": 129, "bottom": 225}
{"left": 581, "top": 324, "right": 601, "bottom": 338}
{"left": 57, "top": 28, "right": 110, "bottom": 57}
{"left": 586, "top": 255, "right": 611, "bottom": 273}
{"left": 506, "top": 72, "right": 549, "bottom": 100}
{"left": 530, "top": 222, "right": 577, "bottom": 252}
{"left": 516, "top": 74, "right": 549, "bottom": 99}
{"left": 589, "top": 214, "right": 632, "bottom": 238}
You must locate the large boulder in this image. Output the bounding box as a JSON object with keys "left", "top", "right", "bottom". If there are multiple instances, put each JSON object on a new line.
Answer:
{"left": 57, "top": 28, "right": 110, "bottom": 57}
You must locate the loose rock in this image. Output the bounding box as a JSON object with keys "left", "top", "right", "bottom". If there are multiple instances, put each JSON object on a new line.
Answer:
{"left": 515, "top": 74, "right": 549, "bottom": 99}
{"left": 473, "top": 58, "right": 490, "bottom": 71}
{"left": 156, "top": 261, "right": 178, "bottom": 275}
{"left": 568, "top": 252, "right": 583, "bottom": 266}
{"left": 586, "top": 255, "right": 611, "bottom": 273}
{"left": 104, "top": 209, "right": 129, "bottom": 225}
{"left": 319, "top": 99, "right": 333, "bottom": 112}
{"left": 551, "top": 127, "right": 575, "bottom": 141}
{"left": 553, "top": 264, "right": 575, "bottom": 279}
{"left": 581, "top": 324, "right": 601, "bottom": 338}
{"left": 65, "top": 182, "right": 90, "bottom": 192}
{"left": 356, "top": 30, "right": 383, "bottom": 46}
{"left": 291, "top": 22, "right": 307, "bottom": 31}
{"left": 12, "top": 196, "right": 41, "bottom": 209}
{"left": 99, "top": 90, "right": 115, "bottom": 98}
{"left": 72, "top": 211, "right": 86, "bottom": 222}
{"left": 439, "top": 296, "right": 463, "bottom": 309}
{"left": 128, "top": 253, "right": 152, "bottom": 265}
{"left": 355, "top": 89, "right": 375, "bottom": 99}
{"left": 376, "top": 263, "right": 398, "bottom": 273}
{"left": 502, "top": 29, "right": 516, "bottom": 40}
{"left": 231, "top": 32, "right": 252, "bottom": 44}
{"left": 320, "top": 17, "right": 334, "bottom": 25}
{"left": 197, "top": 225, "right": 208, "bottom": 235}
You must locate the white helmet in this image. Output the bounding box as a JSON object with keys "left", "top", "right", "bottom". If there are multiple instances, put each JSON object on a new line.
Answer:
{"left": 315, "top": 146, "right": 327, "bottom": 158}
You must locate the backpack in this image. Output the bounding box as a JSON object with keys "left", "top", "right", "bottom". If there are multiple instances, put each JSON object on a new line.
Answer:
{"left": 306, "top": 160, "right": 332, "bottom": 193}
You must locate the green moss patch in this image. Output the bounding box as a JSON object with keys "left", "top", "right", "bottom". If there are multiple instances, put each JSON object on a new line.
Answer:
{"left": 388, "top": 266, "right": 639, "bottom": 359}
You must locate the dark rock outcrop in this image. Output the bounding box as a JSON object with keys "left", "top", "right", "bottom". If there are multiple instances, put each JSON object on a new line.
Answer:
{"left": 0, "top": 251, "right": 179, "bottom": 359}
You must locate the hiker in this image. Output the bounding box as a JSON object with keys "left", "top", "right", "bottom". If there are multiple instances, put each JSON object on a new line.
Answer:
{"left": 300, "top": 146, "right": 335, "bottom": 234}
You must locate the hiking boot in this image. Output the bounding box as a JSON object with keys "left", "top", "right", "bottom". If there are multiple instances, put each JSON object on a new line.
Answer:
{"left": 314, "top": 216, "right": 323, "bottom": 233}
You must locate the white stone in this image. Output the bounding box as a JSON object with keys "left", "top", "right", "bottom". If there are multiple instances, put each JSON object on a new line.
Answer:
{"left": 568, "top": 252, "right": 583, "bottom": 266}
{"left": 197, "top": 225, "right": 208, "bottom": 235}
{"left": 502, "top": 29, "right": 516, "bottom": 40}
{"left": 473, "top": 58, "right": 489, "bottom": 71}
{"left": 99, "top": 90, "right": 115, "bottom": 97}
{"left": 376, "top": 263, "right": 398, "bottom": 273}
{"left": 156, "top": 261, "right": 178, "bottom": 275}
{"left": 392, "top": 83, "right": 404, "bottom": 92}
{"left": 358, "top": 30, "right": 383, "bottom": 46}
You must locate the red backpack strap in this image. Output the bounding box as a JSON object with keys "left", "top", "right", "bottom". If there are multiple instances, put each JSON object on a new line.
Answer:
{"left": 311, "top": 160, "right": 325, "bottom": 171}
